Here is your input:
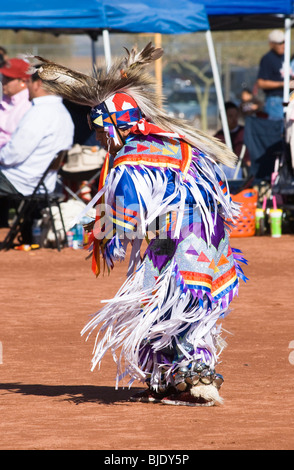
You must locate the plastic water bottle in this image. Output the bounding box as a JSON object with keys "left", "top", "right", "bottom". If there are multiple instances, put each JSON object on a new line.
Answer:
{"left": 72, "top": 224, "right": 84, "bottom": 249}
{"left": 66, "top": 231, "right": 74, "bottom": 248}
{"left": 32, "top": 219, "right": 42, "bottom": 246}
{"left": 255, "top": 208, "right": 265, "bottom": 236}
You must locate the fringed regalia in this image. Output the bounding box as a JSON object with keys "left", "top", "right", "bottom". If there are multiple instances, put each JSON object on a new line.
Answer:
{"left": 81, "top": 119, "right": 247, "bottom": 393}
{"left": 34, "top": 42, "right": 247, "bottom": 404}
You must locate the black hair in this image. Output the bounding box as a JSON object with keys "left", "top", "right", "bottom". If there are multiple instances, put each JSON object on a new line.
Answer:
{"left": 0, "top": 46, "right": 7, "bottom": 68}
{"left": 31, "top": 64, "right": 43, "bottom": 82}
{"left": 224, "top": 101, "right": 238, "bottom": 111}
{"left": 242, "top": 87, "right": 252, "bottom": 94}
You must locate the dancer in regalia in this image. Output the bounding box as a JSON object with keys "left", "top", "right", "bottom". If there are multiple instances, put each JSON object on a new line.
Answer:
{"left": 36, "top": 43, "right": 247, "bottom": 406}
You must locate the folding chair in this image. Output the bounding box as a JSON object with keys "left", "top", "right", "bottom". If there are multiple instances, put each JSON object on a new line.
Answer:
{"left": 58, "top": 144, "right": 106, "bottom": 203}
{"left": 244, "top": 116, "right": 284, "bottom": 182}
{"left": 0, "top": 150, "right": 68, "bottom": 252}
{"left": 243, "top": 115, "right": 284, "bottom": 205}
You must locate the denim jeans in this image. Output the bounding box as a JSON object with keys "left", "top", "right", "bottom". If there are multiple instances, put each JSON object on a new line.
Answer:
{"left": 264, "top": 95, "right": 284, "bottom": 120}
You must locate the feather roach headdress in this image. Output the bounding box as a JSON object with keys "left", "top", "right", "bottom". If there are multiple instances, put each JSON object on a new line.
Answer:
{"left": 33, "top": 42, "right": 237, "bottom": 167}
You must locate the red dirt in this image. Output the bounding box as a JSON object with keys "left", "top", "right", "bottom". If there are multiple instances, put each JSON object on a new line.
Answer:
{"left": 0, "top": 230, "right": 294, "bottom": 450}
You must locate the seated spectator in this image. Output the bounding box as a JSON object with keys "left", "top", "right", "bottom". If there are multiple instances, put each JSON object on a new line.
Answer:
{"left": 0, "top": 65, "right": 74, "bottom": 239}
{"left": 239, "top": 87, "right": 263, "bottom": 122}
{"left": 0, "top": 58, "right": 32, "bottom": 149}
{"left": 0, "top": 58, "right": 32, "bottom": 227}
{"left": 214, "top": 101, "right": 251, "bottom": 179}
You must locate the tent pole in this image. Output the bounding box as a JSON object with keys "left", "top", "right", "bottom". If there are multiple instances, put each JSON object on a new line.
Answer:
{"left": 102, "top": 29, "right": 112, "bottom": 71}
{"left": 283, "top": 16, "right": 292, "bottom": 109}
{"left": 205, "top": 29, "right": 232, "bottom": 150}
{"left": 154, "top": 33, "right": 163, "bottom": 107}
{"left": 91, "top": 37, "right": 97, "bottom": 77}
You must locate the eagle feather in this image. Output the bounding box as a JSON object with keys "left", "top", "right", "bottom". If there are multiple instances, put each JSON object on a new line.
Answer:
{"left": 30, "top": 44, "right": 237, "bottom": 168}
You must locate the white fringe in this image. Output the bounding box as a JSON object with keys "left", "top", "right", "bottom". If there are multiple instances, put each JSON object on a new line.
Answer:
{"left": 190, "top": 384, "right": 224, "bottom": 405}
{"left": 80, "top": 152, "right": 240, "bottom": 389}
{"left": 101, "top": 154, "right": 240, "bottom": 248}
{"left": 81, "top": 257, "right": 233, "bottom": 389}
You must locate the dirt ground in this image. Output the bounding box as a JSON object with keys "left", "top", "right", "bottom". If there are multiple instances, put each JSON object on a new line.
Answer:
{"left": 0, "top": 230, "right": 294, "bottom": 451}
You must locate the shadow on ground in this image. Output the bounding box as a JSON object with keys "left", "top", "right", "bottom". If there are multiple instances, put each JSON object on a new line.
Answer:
{"left": 0, "top": 382, "right": 140, "bottom": 405}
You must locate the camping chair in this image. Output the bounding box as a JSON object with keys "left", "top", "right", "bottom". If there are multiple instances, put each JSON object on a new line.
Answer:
{"left": 232, "top": 144, "right": 247, "bottom": 180}
{"left": 244, "top": 116, "right": 284, "bottom": 181}
{"left": 271, "top": 142, "right": 294, "bottom": 232}
{"left": 58, "top": 144, "right": 106, "bottom": 203}
{"left": 0, "top": 150, "right": 68, "bottom": 252}
{"left": 226, "top": 143, "right": 254, "bottom": 196}
{"left": 243, "top": 115, "right": 284, "bottom": 204}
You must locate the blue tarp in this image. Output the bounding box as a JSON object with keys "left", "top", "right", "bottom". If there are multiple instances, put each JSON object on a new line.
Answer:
{"left": 103, "top": 1, "right": 209, "bottom": 34}
{"left": 0, "top": 1, "right": 107, "bottom": 32}
{"left": 0, "top": 1, "right": 209, "bottom": 35}
{"left": 199, "top": 0, "right": 293, "bottom": 16}
{"left": 1, "top": 0, "right": 292, "bottom": 36}
{"left": 197, "top": 0, "right": 294, "bottom": 30}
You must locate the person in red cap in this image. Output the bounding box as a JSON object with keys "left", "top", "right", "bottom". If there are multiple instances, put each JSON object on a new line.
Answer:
{"left": 0, "top": 58, "right": 32, "bottom": 227}
{"left": 0, "top": 58, "right": 32, "bottom": 146}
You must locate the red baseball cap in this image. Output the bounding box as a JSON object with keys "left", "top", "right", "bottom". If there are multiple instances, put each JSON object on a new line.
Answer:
{"left": 0, "top": 58, "right": 31, "bottom": 80}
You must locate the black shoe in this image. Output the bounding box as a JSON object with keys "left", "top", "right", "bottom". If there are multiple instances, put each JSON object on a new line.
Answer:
{"left": 130, "top": 386, "right": 176, "bottom": 403}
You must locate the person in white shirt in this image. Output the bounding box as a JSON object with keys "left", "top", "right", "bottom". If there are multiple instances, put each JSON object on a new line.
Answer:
{"left": 0, "top": 65, "right": 74, "bottom": 232}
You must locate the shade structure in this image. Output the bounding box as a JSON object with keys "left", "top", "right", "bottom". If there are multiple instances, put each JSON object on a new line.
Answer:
{"left": 102, "top": 1, "right": 209, "bottom": 34}
{"left": 0, "top": 1, "right": 209, "bottom": 36}
{"left": 1, "top": 0, "right": 293, "bottom": 149}
{"left": 1, "top": 0, "right": 292, "bottom": 34}
{"left": 195, "top": 0, "right": 294, "bottom": 30}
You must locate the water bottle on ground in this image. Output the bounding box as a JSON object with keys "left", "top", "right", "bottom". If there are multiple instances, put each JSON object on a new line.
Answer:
{"left": 72, "top": 224, "right": 84, "bottom": 249}
{"left": 32, "top": 219, "right": 42, "bottom": 246}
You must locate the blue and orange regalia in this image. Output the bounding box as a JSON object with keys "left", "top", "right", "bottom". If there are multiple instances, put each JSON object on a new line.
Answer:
{"left": 37, "top": 43, "right": 247, "bottom": 406}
